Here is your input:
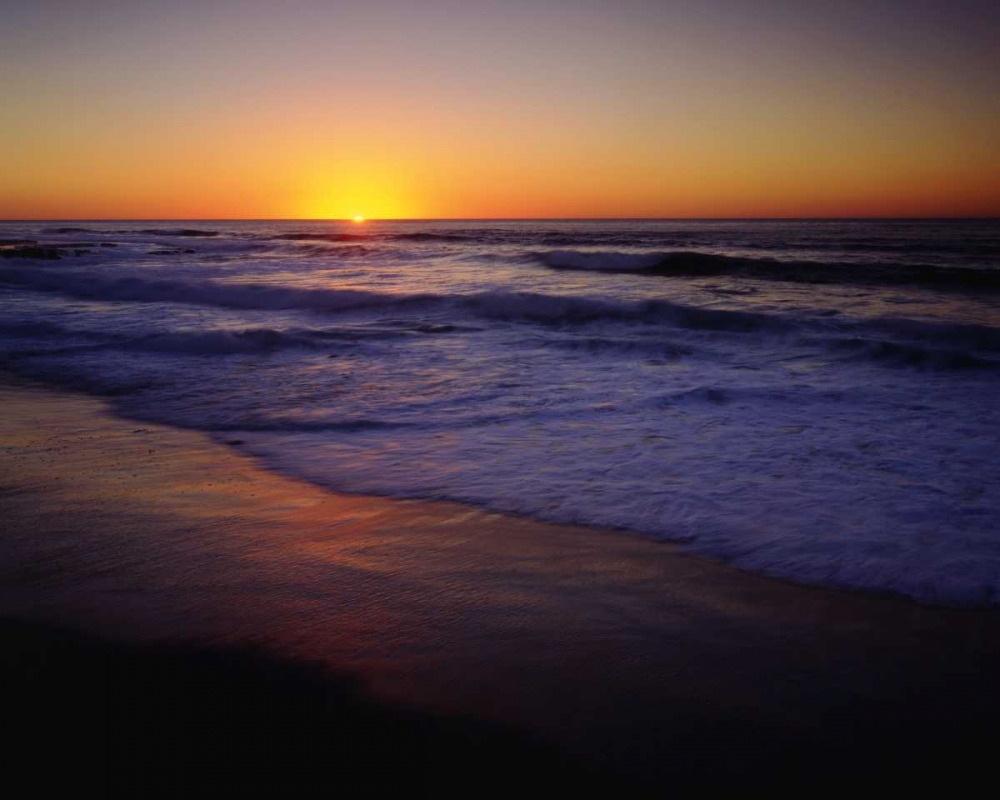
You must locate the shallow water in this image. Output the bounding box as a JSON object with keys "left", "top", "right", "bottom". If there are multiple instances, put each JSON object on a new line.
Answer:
{"left": 2, "top": 219, "right": 999, "bottom": 604}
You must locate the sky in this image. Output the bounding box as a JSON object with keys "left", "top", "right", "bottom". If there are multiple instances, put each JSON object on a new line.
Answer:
{"left": 2, "top": 0, "right": 999, "bottom": 219}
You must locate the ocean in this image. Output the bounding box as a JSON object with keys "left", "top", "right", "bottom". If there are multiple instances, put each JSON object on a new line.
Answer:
{"left": 2, "top": 219, "right": 998, "bottom": 605}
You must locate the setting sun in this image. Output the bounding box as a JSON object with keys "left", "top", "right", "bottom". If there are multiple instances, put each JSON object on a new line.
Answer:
{"left": 352, "top": 215, "right": 366, "bottom": 223}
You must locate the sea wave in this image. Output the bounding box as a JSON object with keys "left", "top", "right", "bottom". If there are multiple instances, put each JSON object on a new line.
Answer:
{"left": 463, "top": 291, "right": 795, "bottom": 332}
{"left": 138, "top": 228, "right": 220, "bottom": 237}
{"left": 4, "top": 264, "right": 771, "bottom": 326}
{"left": 288, "top": 244, "right": 383, "bottom": 258}
{"left": 131, "top": 328, "right": 326, "bottom": 355}
{"left": 535, "top": 249, "right": 1000, "bottom": 290}
{"left": 0, "top": 265, "right": 424, "bottom": 313}
{"left": 268, "top": 231, "right": 476, "bottom": 244}
{"left": 269, "top": 233, "right": 370, "bottom": 242}
{"left": 821, "top": 337, "right": 998, "bottom": 371}
{"left": 7, "top": 263, "right": 1000, "bottom": 356}
{"left": 389, "top": 232, "right": 475, "bottom": 242}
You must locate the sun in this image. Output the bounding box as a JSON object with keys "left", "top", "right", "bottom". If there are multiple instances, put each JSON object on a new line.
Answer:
{"left": 351, "top": 215, "right": 366, "bottom": 223}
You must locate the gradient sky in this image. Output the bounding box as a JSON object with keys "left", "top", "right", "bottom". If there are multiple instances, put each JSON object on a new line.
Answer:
{"left": 3, "top": 0, "right": 999, "bottom": 219}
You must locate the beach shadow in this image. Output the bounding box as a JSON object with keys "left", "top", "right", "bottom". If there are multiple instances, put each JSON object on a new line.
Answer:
{"left": 4, "top": 615, "right": 997, "bottom": 790}
{"left": 1, "top": 617, "right": 602, "bottom": 790}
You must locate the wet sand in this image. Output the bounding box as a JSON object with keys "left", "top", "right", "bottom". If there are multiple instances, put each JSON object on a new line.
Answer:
{"left": 2, "top": 376, "right": 999, "bottom": 787}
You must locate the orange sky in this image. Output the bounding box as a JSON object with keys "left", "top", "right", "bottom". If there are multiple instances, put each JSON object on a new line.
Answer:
{"left": 3, "top": 1, "right": 999, "bottom": 219}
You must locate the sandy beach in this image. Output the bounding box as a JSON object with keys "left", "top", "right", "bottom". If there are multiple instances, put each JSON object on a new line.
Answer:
{"left": 3, "top": 374, "right": 999, "bottom": 787}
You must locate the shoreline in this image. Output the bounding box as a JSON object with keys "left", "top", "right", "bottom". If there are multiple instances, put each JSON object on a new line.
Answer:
{"left": 3, "top": 375, "right": 1000, "bottom": 785}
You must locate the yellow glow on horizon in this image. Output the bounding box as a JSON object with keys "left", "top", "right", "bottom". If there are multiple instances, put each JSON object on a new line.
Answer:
{"left": 2, "top": 80, "right": 998, "bottom": 220}
{"left": 2, "top": 3, "right": 999, "bottom": 220}
{"left": 298, "top": 164, "right": 418, "bottom": 221}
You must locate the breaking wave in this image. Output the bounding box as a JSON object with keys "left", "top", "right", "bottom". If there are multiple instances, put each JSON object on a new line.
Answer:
{"left": 6, "top": 262, "right": 1000, "bottom": 351}
{"left": 0, "top": 265, "right": 423, "bottom": 313}
{"left": 6, "top": 265, "right": 999, "bottom": 372}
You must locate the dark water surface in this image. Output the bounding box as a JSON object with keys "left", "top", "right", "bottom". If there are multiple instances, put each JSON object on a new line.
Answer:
{"left": 2, "top": 219, "right": 998, "bottom": 604}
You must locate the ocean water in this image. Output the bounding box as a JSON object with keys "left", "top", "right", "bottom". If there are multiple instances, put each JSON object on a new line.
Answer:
{"left": 2, "top": 219, "right": 999, "bottom": 605}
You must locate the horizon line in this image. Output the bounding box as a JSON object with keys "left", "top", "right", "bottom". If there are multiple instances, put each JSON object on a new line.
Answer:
{"left": 3, "top": 216, "right": 999, "bottom": 223}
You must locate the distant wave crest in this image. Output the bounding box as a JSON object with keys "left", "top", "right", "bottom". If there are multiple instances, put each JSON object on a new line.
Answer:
{"left": 0, "top": 265, "right": 422, "bottom": 312}
{"left": 536, "top": 249, "right": 1000, "bottom": 291}
{"left": 5, "top": 264, "right": 999, "bottom": 372}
